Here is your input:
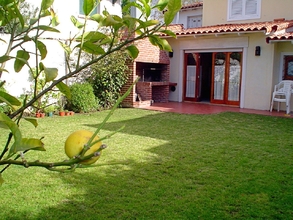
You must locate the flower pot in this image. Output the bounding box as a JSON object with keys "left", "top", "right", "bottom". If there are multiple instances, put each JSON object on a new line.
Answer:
{"left": 65, "top": 111, "right": 70, "bottom": 116}
{"left": 47, "top": 112, "right": 53, "bottom": 117}
{"left": 70, "top": 111, "right": 74, "bottom": 116}
{"left": 36, "top": 113, "right": 41, "bottom": 118}
{"left": 59, "top": 111, "right": 65, "bottom": 116}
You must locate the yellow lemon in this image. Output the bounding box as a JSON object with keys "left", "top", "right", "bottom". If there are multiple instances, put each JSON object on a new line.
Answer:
{"left": 64, "top": 130, "right": 102, "bottom": 165}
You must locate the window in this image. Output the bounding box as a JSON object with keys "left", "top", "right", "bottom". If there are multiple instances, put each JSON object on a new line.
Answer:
{"left": 187, "top": 16, "right": 202, "bottom": 28}
{"left": 283, "top": 55, "right": 293, "bottom": 80}
{"left": 228, "top": 0, "right": 261, "bottom": 21}
{"left": 79, "top": 0, "right": 99, "bottom": 16}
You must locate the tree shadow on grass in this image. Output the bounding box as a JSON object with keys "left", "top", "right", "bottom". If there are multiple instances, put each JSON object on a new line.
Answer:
{"left": 3, "top": 111, "right": 293, "bottom": 219}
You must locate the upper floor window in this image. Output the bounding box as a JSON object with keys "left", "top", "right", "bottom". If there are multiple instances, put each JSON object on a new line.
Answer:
{"left": 187, "top": 16, "right": 202, "bottom": 28}
{"left": 228, "top": 0, "right": 261, "bottom": 21}
{"left": 79, "top": 0, "right": 99, "bottom": 16}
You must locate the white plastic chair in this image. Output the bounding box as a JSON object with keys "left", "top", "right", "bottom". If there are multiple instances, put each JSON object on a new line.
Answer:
{"left": 270, "top": 80, "right": 293, "bottom": 114}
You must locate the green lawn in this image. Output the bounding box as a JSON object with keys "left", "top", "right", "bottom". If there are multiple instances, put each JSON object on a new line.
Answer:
{"left": 1, "top": 108, "right": 293, "bottom": 219}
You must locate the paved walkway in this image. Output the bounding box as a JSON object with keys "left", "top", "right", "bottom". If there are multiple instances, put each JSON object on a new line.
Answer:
{"left": 137, "top": 101, "right": 293, "bottom": 118}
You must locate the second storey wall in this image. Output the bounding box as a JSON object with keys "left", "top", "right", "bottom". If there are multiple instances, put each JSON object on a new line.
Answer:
{"left": 202, "top": 0, "right": 293, "bottom": 26}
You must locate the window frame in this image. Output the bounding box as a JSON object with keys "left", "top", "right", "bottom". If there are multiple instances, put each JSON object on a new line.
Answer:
{"left": 187, "top": 15, "right": 202, "bottom": 28}
{"left": 283, "top": 55, "right": 293, "bottom": 80}
{"left": 227, "top": 0, "right": 261, "bottom": 21}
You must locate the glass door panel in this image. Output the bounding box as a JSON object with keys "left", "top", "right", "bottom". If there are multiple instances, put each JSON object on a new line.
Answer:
{"left": 228, "top": 52, "right": 241, "bottom": 102}
{"left": 213, "top": 52, "right": 226, "bottom": 100}
{"left": 186, "top": 66, "right": 196, "bottom": 98}
{"left": 184, "top": 53, "right": 199, "bottom": 101}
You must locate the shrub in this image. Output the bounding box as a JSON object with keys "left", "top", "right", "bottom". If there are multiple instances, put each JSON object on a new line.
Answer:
{"left": 88, "top": 51, "right": 130, "bottom": 109}
{"left": 69, "top": 83, "right": 97, "bottom": 113}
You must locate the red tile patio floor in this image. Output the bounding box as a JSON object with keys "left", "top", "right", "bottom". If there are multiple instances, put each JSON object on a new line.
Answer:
{"left": 137, "top": 101, "right": 293, "bottom": 118}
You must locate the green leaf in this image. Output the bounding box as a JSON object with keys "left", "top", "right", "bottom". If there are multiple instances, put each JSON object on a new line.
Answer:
{"left": 23, "top": 117, "right": 38, "bottom": 128}
{"left": 0, "top": 113, "right": 22, "bottom": 158}
{"left": 164, "top": 0, "right": 181, "bottom": 25}
{"left": 140, "top": 0, "right": 151, "bottom": 17}
{"left": 122, "top": 1, "right": 137, "bottom": 15}
{"left": 29, "top": 18, "right": 38, "bottom": 25}
{"left": 0, "top": 91, "right": 21, "bottom": 107}
{"left": 39, "top": 62, "right": 45, "bottom": 72}
{"left": 0, "top": 55, "right": 12, "bottom": 63}
{"left": 50, "top": 8, "right": 60, "bottom": 27}
{"left": 83, "top": 0, "right": 96, "bottom": 16}
{"left": 40, "top": 9, "right": 51, "bottom": 18}
{"left": 122, "top": 15, "right": 137, "bottom": 30}
{"left": 126, "top": 45, "right": 139, "bottom": 59}
{"left": 137, "top": 19, "right": 159, "bottom": 30}
{"left": 70, "top": 16, "right": 84, "bottom": 29}
{"left": 14, "top": 50, "right": 30, "bottom": 73}
{"left": 5, "top": 0, "right": 25, "bottom": 28}
{"left": 155, "top": 0, "right": 169, "bottom": 11}
{"left": 41, "top": 0, "right": 54, "bottom": 10}
{"left": 90, "top": 14, "right": 103, "bottom": 23}
{"left": 33, "top": 25, "right": 60, "bottom": 33}
{"left": 0, "top": 68, "right": 8, "bottom": 73}
{"left": 148, "top": 35, "right": 172, "bottom": 51}
{"left": 13, "top": 0, "right": 24, "bottom": 27}
{"left": 44, "top": 67, "right": 58, "bottom": 82}
{"left": 56, "top": 81, "right": 71, "bottom": 100}
{"left": 78, "top": 31, "right": 108, "bottom": 43}
{"left": 36, "top": 40, "right": 47, "bottom": 60}
{"left": 78, "top": 42, "right": 105, "bottom": 55}
{"left": 59, "top": 41, "right": 72, "bottom": 56}
{"left": 14, "top": 138, "right": 45, "bottom": 152}
{"left": 23, "top": 35, "right": 31, "bottom": 42}
{"left": 158, "top": 29, "right": 177, "bottom": 38}
{"left": 101, "top": 15, "right": 119, "bottom": 27}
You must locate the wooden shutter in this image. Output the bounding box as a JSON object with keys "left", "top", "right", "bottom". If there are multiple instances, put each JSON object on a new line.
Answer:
{"left": 231, "top": 0, "right": 243, "bottom": 17}
{"left": 245, "top": 0, "right": 257, "bottom": 15}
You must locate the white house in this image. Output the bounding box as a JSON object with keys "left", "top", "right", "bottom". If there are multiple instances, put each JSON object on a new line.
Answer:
{"left": 163, "top": 0, "right": 293, "bottom": 112}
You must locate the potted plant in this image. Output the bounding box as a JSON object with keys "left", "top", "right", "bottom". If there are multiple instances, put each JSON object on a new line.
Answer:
{"left": 58, "top": 107, "right": 65, "bottom": 116}
{"left": 65, "top": 110, "right": 70, "bottom": 116}
{"left": 35, "top": 110, "right": 45, "bottom": 118}
{"left": 45, "top": 105, "right": 56, "bottom": 117}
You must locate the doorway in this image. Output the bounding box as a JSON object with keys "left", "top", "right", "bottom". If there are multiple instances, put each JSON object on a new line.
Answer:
{"left": 183, "top": 51, "right": 242, "bottom": 106}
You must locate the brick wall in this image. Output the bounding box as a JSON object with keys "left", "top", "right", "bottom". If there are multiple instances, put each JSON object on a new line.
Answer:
{"left": 121, "top": 38, "right": 171, "bottom": 107}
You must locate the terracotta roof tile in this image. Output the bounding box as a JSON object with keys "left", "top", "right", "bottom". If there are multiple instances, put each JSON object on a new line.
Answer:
{"left": 181, "top": 2, "right": 203, "bottom": 10}
{"left": 162, "top": 19, "right": 293, "bottom": 40}
{"left": 266, "top": 32, "right": 293, "bottom": 43}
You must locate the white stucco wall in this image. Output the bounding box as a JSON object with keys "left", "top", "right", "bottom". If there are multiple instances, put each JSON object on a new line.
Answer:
{"left": 202, "top": 0, "right": 293, "bottom": 26}
{"left": 0, "top": 0, "right": 122, "bottom": 97}
{"left": 242, "top": 33, "right": 274, "bottom": 110}
{"left": 174, "top": 8, "right": 203, "bottom": 28}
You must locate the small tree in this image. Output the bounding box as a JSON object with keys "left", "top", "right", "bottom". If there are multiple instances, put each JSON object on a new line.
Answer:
{"left": 0, "top": 0, "right": 181, "bottom": 184}
{"left": 89, "top": 50, "right": 130, "bottom": 109}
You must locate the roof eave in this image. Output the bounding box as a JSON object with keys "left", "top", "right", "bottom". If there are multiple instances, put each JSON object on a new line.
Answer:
{"left": 161, "top": 30, "right": 267, "bottom": 38}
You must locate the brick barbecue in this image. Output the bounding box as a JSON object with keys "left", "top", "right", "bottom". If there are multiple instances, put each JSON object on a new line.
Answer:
{"left": 121, "top": 38, "right": 173, "bottom": 107}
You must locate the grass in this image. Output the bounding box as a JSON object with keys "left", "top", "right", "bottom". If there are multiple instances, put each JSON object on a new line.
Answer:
{"left": 1, "top": 108, "right": 293, "bottom": 219}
